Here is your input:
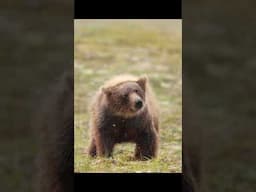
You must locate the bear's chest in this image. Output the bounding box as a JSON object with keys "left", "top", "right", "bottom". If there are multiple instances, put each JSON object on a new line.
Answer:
{"left": 104, "top": 116, "right": 143, "bottom": 142}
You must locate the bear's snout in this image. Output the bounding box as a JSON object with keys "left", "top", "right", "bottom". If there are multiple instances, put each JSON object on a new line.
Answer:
{"left": 129, "top": 93, "right": 144, "bottom": 111}
{"left": 135, "top": 99, "right": 143, "bottom": 109}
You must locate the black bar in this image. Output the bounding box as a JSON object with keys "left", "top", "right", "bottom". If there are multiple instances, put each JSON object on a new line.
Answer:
{"left": 75, "top": 173, "right": 182, "bottom": 191}
{"left": 75, "top": 0, "right": 182, "bottom": 19}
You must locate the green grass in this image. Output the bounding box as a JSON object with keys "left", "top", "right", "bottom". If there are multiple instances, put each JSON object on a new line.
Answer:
{"left": 74, "top": 19, "right": 182, "bottom": 173}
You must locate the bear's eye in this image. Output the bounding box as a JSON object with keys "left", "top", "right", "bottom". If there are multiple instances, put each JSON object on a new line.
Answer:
{"left": 134, "top": 89, "right": 138, "bottom": 93}
{"left": 123, "top": 93, "right": 128, "bottom": 98}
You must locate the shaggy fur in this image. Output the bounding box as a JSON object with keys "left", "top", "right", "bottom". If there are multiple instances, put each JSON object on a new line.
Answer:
{"left": 88, "top": 74, "right": 159, "bottom": 160}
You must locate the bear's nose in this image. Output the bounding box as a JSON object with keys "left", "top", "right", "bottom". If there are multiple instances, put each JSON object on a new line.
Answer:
{"left": 135, "top": 100, "right": 143, "bottom": 109}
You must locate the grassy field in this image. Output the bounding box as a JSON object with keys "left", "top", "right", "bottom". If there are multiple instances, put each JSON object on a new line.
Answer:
{"left": 74, "top": 20, "right": 182, "bottom": 173}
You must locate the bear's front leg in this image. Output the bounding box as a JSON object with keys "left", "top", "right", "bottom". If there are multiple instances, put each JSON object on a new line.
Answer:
{"left": 88, "top": 138, "right": 97, "bottom": 157}
{"left": 95, "top": 130, "right": 115, "bottom": 158}
{"left": 135, "top": 129, "right": 159, "bottom": 160}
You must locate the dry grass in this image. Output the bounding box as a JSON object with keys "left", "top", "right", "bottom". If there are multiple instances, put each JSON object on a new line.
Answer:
{"left": 74, "top": 19, "right": 182, "bottom": 173}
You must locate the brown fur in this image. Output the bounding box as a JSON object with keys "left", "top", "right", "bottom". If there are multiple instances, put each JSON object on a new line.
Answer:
{"left": 88, "top": 74, "right": 159, "bottom": 160}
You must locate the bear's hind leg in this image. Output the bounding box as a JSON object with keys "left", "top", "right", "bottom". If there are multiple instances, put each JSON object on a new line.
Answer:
{"left": 95, "top": 133, "right": 115, "bottom": 158}
{"left": 102, "top": 138, "right": 115, "bottom": 158}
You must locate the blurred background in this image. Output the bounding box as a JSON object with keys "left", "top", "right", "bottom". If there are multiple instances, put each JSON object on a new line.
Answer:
{"left": 0, "top": 1, "right": 73, "bottom": 191}
{"left": 74, "top": 20, "right": 182, "bottom": 172}
{"left": 183, "top": 0, "right": 256, "bottom": 191}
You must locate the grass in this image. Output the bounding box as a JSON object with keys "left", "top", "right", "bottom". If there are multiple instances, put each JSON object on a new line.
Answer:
{"left": 74, "top": 19, "right": 182, "bottom": 173}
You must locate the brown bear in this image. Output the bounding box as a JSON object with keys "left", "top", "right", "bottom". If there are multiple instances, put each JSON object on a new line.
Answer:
{"left": 88, "top": 74, "right": 159, "bottom": 160}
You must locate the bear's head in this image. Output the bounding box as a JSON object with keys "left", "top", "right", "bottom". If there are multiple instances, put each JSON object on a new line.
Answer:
{"left": 102, "top": 76, "right": 147, "bottom": 118}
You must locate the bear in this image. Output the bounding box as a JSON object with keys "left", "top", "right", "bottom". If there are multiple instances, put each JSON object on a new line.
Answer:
{"left": 88, "top": 74, "right": 159, "bottom": 160}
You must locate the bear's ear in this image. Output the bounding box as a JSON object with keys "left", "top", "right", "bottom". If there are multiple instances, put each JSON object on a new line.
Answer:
{"left": 137, "top": 75, "right": 148, "bottom": 91}
{"left": 102, "top": 87, "right": 112, "bottom": 96}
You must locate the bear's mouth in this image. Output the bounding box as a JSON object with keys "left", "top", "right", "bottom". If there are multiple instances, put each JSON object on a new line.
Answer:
{"left": 113, "top": 106, "right": 144, "bottom": 119}
{"left": 130, "top": 104, "right": 144, "bottom": 113}
{"left": 130, "top": 108, "right": 138, "bottom": 113}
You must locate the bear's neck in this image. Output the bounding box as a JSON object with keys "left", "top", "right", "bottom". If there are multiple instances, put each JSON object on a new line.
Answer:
{"left": 102, "top": 105, "right": 149, "bottom": 120}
